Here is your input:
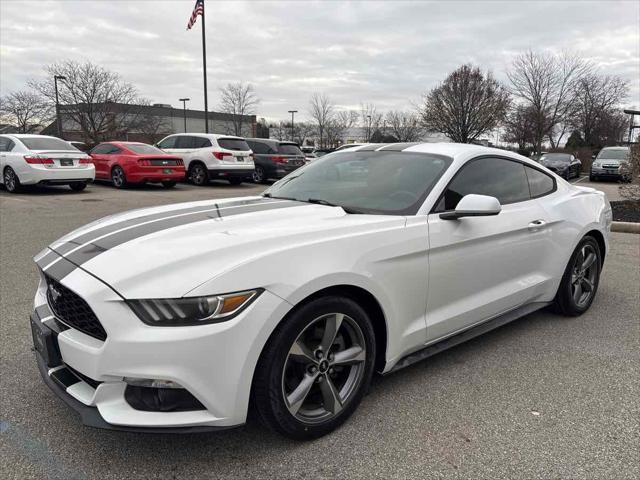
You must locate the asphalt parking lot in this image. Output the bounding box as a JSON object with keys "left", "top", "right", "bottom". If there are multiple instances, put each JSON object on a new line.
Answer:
{"left": 1, "top": 181, "right": 639, "bottom": 479}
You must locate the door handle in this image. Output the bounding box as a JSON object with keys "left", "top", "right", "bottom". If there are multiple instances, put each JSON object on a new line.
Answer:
{"left": 528, "top": 219, "right": 547, "bottom": 232}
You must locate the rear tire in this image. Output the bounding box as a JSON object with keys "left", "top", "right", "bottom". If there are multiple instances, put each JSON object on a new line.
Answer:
{"left": 252, "top": 166, "right": 267, "bottom": 184}
{"left": 3, "top": 167, "right": 21, "bottom": 193}
{"left": 189, "top": 163, "right": 208, "bottom": 186}
{"left": 111, "top": 166, "right": 127, "bottom": 189}
{"left": 554, "top": 235, "right": 602, "bottom": 316}
{"left": 69, "top": 182, "right": 87, "bottom": 192}
{"left": 253, "top": 296, "right": 375, "bottom": 440}
{"left": 161, "top": 181, "right": 177, "bottom": 188}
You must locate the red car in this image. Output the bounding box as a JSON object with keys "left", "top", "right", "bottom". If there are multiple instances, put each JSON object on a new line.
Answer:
{"left": 89, "top": 142, "right": 185, "bottom": 188}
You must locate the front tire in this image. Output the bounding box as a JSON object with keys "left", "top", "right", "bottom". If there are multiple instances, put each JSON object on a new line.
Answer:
{"left": 69, "top": 182, "right": 87, "bottom": 192}
{"left": 554, "top": 236, "right": 602, "bottom": 316}
{"left": 3, "top": 167, "right": 21, "bottom": 193}
{"left": 253, "top": 296, "right": 376, "bottom": 440}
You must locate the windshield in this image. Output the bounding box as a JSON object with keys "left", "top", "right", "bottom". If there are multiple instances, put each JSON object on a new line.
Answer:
{"left": 126, "top": 144, "right": 164, "bottom": 154}
{"left": 278, "top": 143, "right": 303, "bottom": 155}
{"left": 597, "top": 149, "right": 629, "bottom": 161}
{"left": 265, "top": 151, "right": 452, "bottom": 215}
{"left": 19, "top": 137, "right": 78, "bottom": 151}
{"left": 540, "top": 153, "right": 571, "bottom": 163}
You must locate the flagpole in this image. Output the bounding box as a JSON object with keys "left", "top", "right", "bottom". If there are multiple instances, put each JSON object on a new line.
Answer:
{"left": 201, "top": 0, "right": 209, "bottom": 133}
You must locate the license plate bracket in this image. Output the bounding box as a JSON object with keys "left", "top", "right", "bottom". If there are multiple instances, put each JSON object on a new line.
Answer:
{"left": 30, "top": 315, "right": 61, "bottom": 367}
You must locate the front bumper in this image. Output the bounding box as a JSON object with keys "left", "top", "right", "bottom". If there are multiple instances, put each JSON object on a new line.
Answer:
{"left": 31, "top": 251, "right": 290, "bottom": 431}
{"left": 590, "top": 167, "right": 624, "bottom": 179}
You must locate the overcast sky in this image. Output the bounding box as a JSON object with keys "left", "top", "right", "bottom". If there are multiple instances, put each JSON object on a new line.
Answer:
{"left": 1, "top": 0, "right": 638, "bottom": 121}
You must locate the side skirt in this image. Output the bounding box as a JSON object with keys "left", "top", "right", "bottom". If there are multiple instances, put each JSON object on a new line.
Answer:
{"left": 386, "top": 301, "right": 550, "bottom": 374}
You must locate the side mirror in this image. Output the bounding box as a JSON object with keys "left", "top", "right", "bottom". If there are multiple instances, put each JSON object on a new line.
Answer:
{"left": 591, "top": 154, "right": 596, "bottom": 160}
{"left": 439, "top": 194, "right": 501, "bottom": 220}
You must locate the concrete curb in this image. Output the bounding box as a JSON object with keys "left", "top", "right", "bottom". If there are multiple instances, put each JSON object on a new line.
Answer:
{"left": 611, "top": 221, "right": 640, "bottom": 234}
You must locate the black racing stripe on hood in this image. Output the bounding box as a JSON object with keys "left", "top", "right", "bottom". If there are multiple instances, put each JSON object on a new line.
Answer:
{"left": 60, "top": 200, "right": 303, "bottom": 266}
{"left": 44, "top": 255, "right": 78, "bottom": 282}
{"left": 35, "top": 250, "right": 60, "bottom": 270}
{"left": 53, "top": 197, "right": 268, "bottom": 256}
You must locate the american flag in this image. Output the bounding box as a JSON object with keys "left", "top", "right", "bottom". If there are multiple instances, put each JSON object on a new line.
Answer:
{"left": 187, "top": 0, "right": 204, "bottom": 30}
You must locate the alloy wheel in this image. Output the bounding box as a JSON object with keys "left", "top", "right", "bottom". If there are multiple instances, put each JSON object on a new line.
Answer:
{"left": 571, "top": 244, "right": 598, "bottom": 307}
{"left": 281, "top": 313, "right": 366, "bottom": 424}
{"left": 191, "top": 165, "right": 206, "bottom": 185}
{"left": 252, "top": 167, "right": 264, "bottom": 183}
{"left": 4, "top": 168, "right": 16, "bottom": 192}
{"left": 112, "top": 167, "right": 125, "bottom": 187}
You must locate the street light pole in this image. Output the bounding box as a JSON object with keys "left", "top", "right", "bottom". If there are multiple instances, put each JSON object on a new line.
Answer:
{"left": 288, "top": 110, "right": 298, "bottom": 142}
{"left": 179, "top": 98, "right": 190, "bottom": 133}
{"left": 54, "top": 75, "right": 66, "bottom": 139}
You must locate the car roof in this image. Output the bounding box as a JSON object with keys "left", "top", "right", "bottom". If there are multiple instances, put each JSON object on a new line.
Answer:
{"left": 340, "top": 142, "right": 533, "bottom": 165}
{"left": 165, "top": 133, "right": 243, "bottom": 140}
{"left": 5, "top": 134, "right": 62, "bottom": 139}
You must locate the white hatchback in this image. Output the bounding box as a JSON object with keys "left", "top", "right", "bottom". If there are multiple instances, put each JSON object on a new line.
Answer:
{"left": 156, "top": 133, "right": 254, "bottom": 186}
{"left": 0, "top": 134, "right": 95, "bottom": 193}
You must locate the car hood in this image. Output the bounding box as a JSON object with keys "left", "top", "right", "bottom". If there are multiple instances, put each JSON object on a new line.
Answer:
{"left": 540, "top": 159, "right": 569, "bottom": 168}
{"left": 46, "top": 196, "right": 404, "bottom": 298}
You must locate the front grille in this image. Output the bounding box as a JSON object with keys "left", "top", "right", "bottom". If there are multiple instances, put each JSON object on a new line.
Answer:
{"left": 45, "top": 276, "right": 107, "bottom": 341}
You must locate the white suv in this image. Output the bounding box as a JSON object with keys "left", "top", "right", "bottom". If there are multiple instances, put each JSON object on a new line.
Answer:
{"left": 156, "top": 133, "right": 254, "bottom": 186}
{"left": 0, "top": 134, "right": 95, "bottom": 193}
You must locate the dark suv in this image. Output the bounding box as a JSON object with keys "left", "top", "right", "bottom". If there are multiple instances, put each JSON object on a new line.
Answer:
{"left": 245, "top": 139, "right": 306, "bottom": 183}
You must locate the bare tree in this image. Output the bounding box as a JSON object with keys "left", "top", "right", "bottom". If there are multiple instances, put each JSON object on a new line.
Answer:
{"left": 131, "top": 102, "right": 173, "bottom": 144}
{"left": 30, "top": 60, "right": 141, "bottom": 143}
{"left": 293, "top": 121, "right": 317, "bottom": 146}
{"left": 385, "top": 111, "right": 423, "bottom": 142}
{"left": 503, "top": 104, "right": 537, "bottom": 152}
{"left": 507, "top": 50, "right": 590, "bottom": 152}
{"left": 0, "top": 90, "right": 52, "bottom": 133}
{"left": 326, "top": 110, "right": 359, "bottom": 147}
{"left": 268, "top": 121, "right": 288, "bottom": 141}
{"left": 420, "top": 64, "right": 510, "bottom": 144}
{"left": 308, "top": 93, "right": 334, "bottom": 148}
{"left": 360, "top": 103, "right": 383, "bottom": 142}
{"left": 571, "top": 73, "right": 628, "bottom": 147}
{"left": 218, "top": 82, "right": 259, "bottom": 136}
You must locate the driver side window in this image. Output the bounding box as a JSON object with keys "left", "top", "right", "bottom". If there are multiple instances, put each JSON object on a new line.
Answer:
{"left": 435, "top": 157, "right": 531, "bottom": 212}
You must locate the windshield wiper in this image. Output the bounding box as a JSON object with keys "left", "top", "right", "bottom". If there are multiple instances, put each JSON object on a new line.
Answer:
{"left": 307, "top": 198, "right": 363, "bottom": 214}
{"left": 262, "top": 193, "right": 299, "bottom": 201}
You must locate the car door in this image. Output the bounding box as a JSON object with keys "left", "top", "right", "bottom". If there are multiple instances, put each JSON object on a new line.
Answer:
{"left": 425, "top": 156, "right": 555, "bottom": 342}
{"left": 89, "top": 144, "right": 112, "bottom": 178}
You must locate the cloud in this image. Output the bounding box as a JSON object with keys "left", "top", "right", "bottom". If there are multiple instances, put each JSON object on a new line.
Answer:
{"left": 1, "top": 0, "right": 638, "bottom": 121}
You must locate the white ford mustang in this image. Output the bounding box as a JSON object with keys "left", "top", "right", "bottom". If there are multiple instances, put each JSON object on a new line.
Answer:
{"left": 31, "top": 143, "right": 611, "bottom": 439}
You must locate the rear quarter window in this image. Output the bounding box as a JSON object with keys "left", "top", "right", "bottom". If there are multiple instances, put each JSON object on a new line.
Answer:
{"left": 278, "top": 143, "right": 303, "bottom": 155}
{"left": 525, "top": 166, "right": 555, "bottom": 198}
{"left": 217, "top": 138, "right": 250, "bottom": 151}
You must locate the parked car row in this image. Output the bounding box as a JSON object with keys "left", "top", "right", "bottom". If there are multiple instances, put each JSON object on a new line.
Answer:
{"left": 0, "top": 133, "right": 310, "bottom": 193}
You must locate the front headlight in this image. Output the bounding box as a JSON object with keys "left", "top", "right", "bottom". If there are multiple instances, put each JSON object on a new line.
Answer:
{"left": 592, "top": 162, "right": 602, "bottom": 168}
{"left": 127, "top": 289, "right": 261, "bottom": 326}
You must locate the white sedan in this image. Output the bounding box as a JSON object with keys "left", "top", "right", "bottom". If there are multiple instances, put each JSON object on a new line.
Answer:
{"left": 0, "top": 134, "right": 95, "bottom": 192}
{"left": 31, "top": 143, "right": 610, "bottom": 439}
